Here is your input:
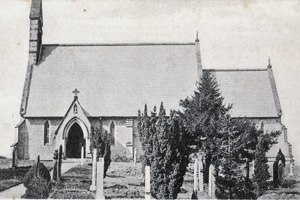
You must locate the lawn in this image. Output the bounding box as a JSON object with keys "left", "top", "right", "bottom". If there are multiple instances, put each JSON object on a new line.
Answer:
{"left": 0, "top": 158, "right": 53, "bottom": 192}
{"left": 49, "top": 161, "right": 209, "bottom": 199}
{"left": 49, "top": 164, "right": 94, "bottom": 199}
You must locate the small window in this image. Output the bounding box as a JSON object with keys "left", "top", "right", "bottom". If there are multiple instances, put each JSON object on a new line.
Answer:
{"left": 74, "top": 104, "right": 78, "bottom": 114}
{"left": 110, "top": 122, "right": 115, "bottom": 145}
{"left": 44, "top": 121, "right": 50, "bottom": 145}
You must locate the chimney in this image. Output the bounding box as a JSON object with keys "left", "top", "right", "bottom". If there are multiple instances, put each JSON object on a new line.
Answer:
{"left": 195, "top": 31, "right": 203, "bottom": 80}
{"left": 29, "top": 0, "right": 43, "bottom": 66}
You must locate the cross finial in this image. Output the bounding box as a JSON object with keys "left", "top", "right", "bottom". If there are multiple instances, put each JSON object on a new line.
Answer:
{"left": 267, "top": 57, "right": 272, "bottom": 68}
{"left": 72, "top": 88, "right": 80, "bottom": 98}
{"left": 195, "top": 31, "right": 199, "bottom": 42}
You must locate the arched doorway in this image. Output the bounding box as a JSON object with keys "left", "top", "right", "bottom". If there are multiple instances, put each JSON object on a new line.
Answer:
{"left": 65, "top": 122, "right": 85, "bottom": 158}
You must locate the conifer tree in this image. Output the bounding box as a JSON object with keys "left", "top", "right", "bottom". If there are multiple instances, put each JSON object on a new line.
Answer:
{"left": 90, "top": 127, "right": 112, "bottom": 177}
{"left": 138, "top": 103, "right": 190, "bottom": 199}
{"left": 253, "top": 130, "right": 280, "bottom": 197}
{"left": 179, "top": 71, "right": 232, "bottom": 182}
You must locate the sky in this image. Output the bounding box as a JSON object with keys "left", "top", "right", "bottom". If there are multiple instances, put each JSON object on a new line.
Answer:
{"left": 0, "top": 0, "right": 299, "bottom": 161}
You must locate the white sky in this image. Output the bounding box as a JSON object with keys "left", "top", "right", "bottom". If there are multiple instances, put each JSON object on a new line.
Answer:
{"left": 0, "top": 0, "right": 299, "bottom": 161}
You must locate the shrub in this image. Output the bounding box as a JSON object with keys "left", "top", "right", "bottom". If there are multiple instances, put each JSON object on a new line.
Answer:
{"left": 22, "top": 162, "right": 51, "bottom": 199}
{"left": 90, "top": 127, "right": 112, "bottom": 177}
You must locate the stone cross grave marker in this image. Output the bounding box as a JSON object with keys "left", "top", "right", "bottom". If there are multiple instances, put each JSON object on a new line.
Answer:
{"left": 90, "top": 149, "right": 97, "bottom": 191}
{"left": 96, "top": 157, "right": 105, "bottom": 199}
{"left": 145, "top": 166, "right": 151, "bottom": 200}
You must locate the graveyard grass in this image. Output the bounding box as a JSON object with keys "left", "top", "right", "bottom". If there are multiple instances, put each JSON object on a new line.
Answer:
{"left": 0, "top": 158, "right": 53, "bottom": 192}
{"left": 48, "top": 161, "right": 206, "bottom": 199}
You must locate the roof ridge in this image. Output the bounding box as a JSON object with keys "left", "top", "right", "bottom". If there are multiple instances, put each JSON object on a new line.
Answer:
{"left": 204, "top": 68, "right": 268, "bottom": 71}
{"left": 42, "top": 42, "right": 195, "bottom": 47}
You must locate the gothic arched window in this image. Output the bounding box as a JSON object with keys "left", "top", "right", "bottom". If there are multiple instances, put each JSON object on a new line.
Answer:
{"left": 74, "top": 104, "right": 78, "bottom": 114}
{"left": 110, "top": 122, "right": 115, "bottom": 145}
{"left": 44, "top": 121, "right": 50, "bottom": 145}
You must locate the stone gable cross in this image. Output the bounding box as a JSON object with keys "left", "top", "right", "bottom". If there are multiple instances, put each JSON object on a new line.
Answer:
{"left": 73, "top": 88, "right": 80, "bottom": 97}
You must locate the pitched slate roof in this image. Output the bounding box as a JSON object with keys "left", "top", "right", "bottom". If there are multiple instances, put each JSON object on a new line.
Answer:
{"left": 205, "top": 68, "right": 281, "bottom": 118}
{"left": 22, "top": 42, "right": 281, "bottom": 118}
{"left": 24, "top": 43, "right": 199, "bottom": 117}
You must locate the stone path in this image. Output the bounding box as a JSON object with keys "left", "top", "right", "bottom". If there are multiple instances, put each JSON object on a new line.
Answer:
{"left": 0, "top": 159, "right": 80, "bottom": 199}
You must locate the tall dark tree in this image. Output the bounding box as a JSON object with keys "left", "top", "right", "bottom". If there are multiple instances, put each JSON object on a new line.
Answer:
{"left": 138, "top": 103, "right": 190, "bottom": 199}
{"left": 253, "top": 130, "right": 280, "bottom": 197}
{"left": 179, "top": 71, "right": 232, "bottom": 182}
{"left": 90, "top": 127, "right": 112, "bottom": 177}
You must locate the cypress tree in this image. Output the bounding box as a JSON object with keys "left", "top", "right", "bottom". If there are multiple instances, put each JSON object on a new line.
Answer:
{"left": 179, "top": 71, "right": 232, "bottom": 182}
{"left": 253, "top": 131, "right": 280, "bottom": 197}
{"left": 90, "top": 127, "right": 111, "bottom": 177}
{"left": 138, "top": 103, "right": 190, "bottom": 199}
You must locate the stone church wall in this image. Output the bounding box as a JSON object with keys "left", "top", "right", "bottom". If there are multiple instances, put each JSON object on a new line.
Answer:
{"left": 99, "top": 118, "right": 134, "bottom": 160}
{"left": 251, "top": 118, "right": 293, "bottom": 177}
{"left": 18, "top": 118, "right": 62, "bottom": 160}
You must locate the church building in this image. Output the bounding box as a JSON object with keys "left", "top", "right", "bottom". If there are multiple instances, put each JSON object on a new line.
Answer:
{"left": 16, "top": 0, "right": 293, "bottom": 174}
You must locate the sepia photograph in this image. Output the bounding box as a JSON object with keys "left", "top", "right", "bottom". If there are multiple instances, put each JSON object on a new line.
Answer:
{"left": 0, "top": 0, "right": 299, "bottom": 199}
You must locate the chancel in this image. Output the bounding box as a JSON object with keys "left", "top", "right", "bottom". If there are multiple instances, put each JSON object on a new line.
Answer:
{"left": 16, "top": 0, "right": 293, "bottom": 176}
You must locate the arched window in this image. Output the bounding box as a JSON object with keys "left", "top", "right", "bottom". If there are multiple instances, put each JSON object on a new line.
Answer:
{"left": 44, "top": 121, "right": 50, "bottom": 145}
{"left": 110, "top": 122, "right": 115, "bottom": 145}
{"left": 74, "top": 104, "right": 78, "bottom": 114}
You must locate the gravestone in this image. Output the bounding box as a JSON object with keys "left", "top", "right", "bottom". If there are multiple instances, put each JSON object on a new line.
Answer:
{"left": 145, "top": 166, "right": 151, "bottom": 200}
{"left": 81, "top": 146, "right": 84, "bottom": 166}
{"left": 52, "top": 150, "right": 58, "bottom": 180}
{"left": 96, "top": 158, "right": 105, "bottom": 199}
{"left": 12, "top": 145, "right": 18, "bottom": 169}
{"left": 194, "top": 158, "right": 198, "bottom": 191}
{"left": 90, "top": 149, "right": 97, "bottom": 191}
{"left": 278, "top": 160, "right": 285, "bottom": 185}
{"left": 57, "top": 145, "right": 63, "bottom": 181}
{"left": 35, "top": 155, "right": 40, "bottom": 178}
{"left": 133, "top": 148, "right": 137, "bottom": 168}
{"left": 198, "top": 156, "right": 204, "bottom": 192}
{"left": 208, "top": 164, "right": 215, "bottom": 198}
{"left": 289, "top": 162, "right": 294, "bottom": 177}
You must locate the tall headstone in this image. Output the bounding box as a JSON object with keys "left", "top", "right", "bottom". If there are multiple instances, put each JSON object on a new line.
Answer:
{"left": 145, "top": 166, "right": 151, "bottom": 200}
{"left": 208, "top": 164, "right": 215, "bottom": 198}
{"left": 194, "top": 158, "right": 199, "bottom": 191}
{"left": 133, "top": 148, "right": 137, "bottom": 168}
{"left": 35, "top": 155, "right": 40, "bottom": 178}
{"left": 81, "top": 146, "right": 84, "bottom": 166}
{"left": 57, "top": 145, "right": 62, "bottom": 181}
{"left": 198, "top": 156, "right": 204, "bottom": 192}
{"left": 96, "top": 158, "right": 105, "bottom": 199}
{"left": 90, "top": 149, "right": 97, "bottom": 191}
{"left": 12, "top": 146, "right": 18, "bottom": 169}
{"left": 289, "top": 162, "right": 294, "bottom": 177}
{"left": 52, "top": 150, "right": 58, "bottom": 181}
